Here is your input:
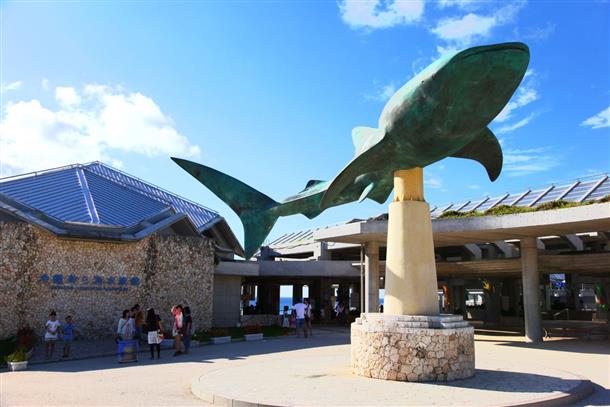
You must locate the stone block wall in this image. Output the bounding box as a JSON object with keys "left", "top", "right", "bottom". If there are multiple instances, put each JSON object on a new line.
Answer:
{"left": 0, "top": 221, "right": 214, "bottom": 339}
{"left": 351, "top": 314, "right": 475, "bottom": 382}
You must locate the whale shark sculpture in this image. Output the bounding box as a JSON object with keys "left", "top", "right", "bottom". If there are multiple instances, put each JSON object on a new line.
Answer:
{"left": 173, "top": 42, "right": 530, "bottom": 258}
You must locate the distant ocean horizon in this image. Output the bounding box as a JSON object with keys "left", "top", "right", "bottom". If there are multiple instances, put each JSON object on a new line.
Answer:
{"left": 280, "top": 297, "right": 293, "bottom": 313}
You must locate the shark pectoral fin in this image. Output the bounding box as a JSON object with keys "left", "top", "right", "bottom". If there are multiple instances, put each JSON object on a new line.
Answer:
{"left": 358, "top": 182, "right": 375, "bottom": 203}
{"left": 450, "top": 127, "right": 503, "bottom": 181}
{"left": 366, "top": 175, "right": 394, "bottom": 204}
{"left": 352, "top": 127, "right": 384, "bottom": 157}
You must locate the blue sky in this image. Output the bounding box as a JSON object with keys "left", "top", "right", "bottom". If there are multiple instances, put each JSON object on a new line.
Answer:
{"left": 1, "top": 1, "right": 609, "bottom": 252}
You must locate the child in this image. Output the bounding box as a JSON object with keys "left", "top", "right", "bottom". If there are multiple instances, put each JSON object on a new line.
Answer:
{"left": 45, "top": 310, "right": 61, "bottom": 360}
{"left": 282, "top": 305, "right": 290, "bottom": 328}
{"left": 62, "top": 315, "right": 76, "bottom": 358}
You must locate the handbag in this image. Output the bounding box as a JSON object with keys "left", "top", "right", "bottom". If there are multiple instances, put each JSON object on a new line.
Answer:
{"left": 157, "top": 330, "right": 164, "bottom": 341}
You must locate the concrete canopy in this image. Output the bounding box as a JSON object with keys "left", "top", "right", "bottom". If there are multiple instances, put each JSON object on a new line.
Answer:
{"left": 313, "top": 203, "right": 610, "bottom": 247}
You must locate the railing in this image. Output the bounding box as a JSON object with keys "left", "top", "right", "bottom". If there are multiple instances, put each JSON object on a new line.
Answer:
{"left": 552, "top": 308, "right": 570, "bottom": 320}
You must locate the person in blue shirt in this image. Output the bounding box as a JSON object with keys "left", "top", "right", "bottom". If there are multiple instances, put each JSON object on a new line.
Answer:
{"left": 62, "top": 315, "right": 77, "bottom": 358}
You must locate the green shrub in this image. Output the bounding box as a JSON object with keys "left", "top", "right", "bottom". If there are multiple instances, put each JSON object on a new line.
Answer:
{"left": 6, "top": 349, "right": 27, "bottom": 363}
{"left": 191, "top": 331, "right": 210, "bottom": 342}
{"left": 244, "top": 325, "right": 262, "bottom": 334}
{"left": 0, "top": 336, "right": 17, "bottom": 365}
{"left": 438, "top": 210, "right": 481, "bottom": 219}
{"left": 262, "top": 325, "right": 294, "bottom": 337}
{"left": 535, "top": 200, "right": 579, "bottom": 211}
{"left": 596, "top": 194, "right": 610, "bottom": 203}
{"left": 210, "top": 328, "right": 232, "bottom": 337}
{"left": 437, "top": 193, "right": 610, "bottom": 219}
{"left": 484, "top": 205, "right": 534, "bottom": 216}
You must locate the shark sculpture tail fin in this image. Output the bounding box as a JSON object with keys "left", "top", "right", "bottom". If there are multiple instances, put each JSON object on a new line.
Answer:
{"left": 171, "top": 157, "right": 279, "bottom": 259}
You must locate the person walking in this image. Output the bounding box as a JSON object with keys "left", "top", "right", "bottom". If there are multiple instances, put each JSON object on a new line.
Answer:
{"left": 282, "top": 305, "right": 291, "bottom": 328}
{"left": 145, "top": 308, "right": 163, "bottom": 359}
{"left": 61, "top": 315, "right": 78, "bottom": 358}
{"left": 182, "top": 306, "right": 193, "bottom": 354}
{"left": 292, "top": 299, "right": 307, "bottom": 338}
{"left": 132, "top": 304, "right": 144, "bottom": 341}
{"left": 335, "top": 301, "right": 346, "bottom": 325}
{"left": 304, "top": 298, "right": 314, "bottom": 337}
{"left": 116, "top": 309, "right": 132, "bottom": 341}
{"left": 172, "top": 305, "right": 184, "bottom": 356}
{"left": 44, "top": 310, "right": 61, "bottom": 360}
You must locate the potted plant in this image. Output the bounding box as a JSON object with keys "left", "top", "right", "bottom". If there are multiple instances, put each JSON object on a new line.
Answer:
{"left": 6, "top": 349, "right": 28, "bottom": 371}
{"left": 210, "top": 328, "right": 231, "bottom": 344}
{"left": 244, "top": 325, "right": 263, "bottom": 341}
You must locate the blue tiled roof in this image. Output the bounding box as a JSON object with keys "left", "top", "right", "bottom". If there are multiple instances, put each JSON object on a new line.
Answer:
{"left": 0, "top": 162, "right": 220, "bottom": 231}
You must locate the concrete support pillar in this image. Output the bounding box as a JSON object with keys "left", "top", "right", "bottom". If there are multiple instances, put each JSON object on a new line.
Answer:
{"left": 521, "top": 237, "right": 543, "bottom": 342}
{"left": 350, "top": 282, "right": 360, "bottom": 310}
{"left": 314, "top": 242, "right": 331, "bottom": 260}
{"left": 384, "top": 168, "right": 439, "bottom": 316}
{"left": 365, "top": 241, "right": 380, "bottom": 312}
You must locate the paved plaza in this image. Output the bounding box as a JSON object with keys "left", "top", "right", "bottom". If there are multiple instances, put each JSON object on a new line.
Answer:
{"left": 1, "top": 327, "right": 608, "bottom": 406}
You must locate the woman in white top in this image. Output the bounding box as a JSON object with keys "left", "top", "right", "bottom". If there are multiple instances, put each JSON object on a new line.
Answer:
{"left": 117, "top": 309, "right": 133, "bottom": 341}
{"left": 45, "top": 310, "right": 61, "bottom": 360}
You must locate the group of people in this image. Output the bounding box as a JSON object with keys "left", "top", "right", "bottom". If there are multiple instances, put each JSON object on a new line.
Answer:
{"left": 115, "top": 303, "right": 193, "bottom": 360}
{"left": 283, "top": 298, "right": 314, "bottom": 338}
{"left": 44, "top": 310, "right": 78, "bottom": 359}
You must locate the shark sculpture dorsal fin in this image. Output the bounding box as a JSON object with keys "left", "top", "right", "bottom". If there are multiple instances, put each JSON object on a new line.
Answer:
{"left": 304, "top": 179, "right": 324, "bottom": 189}
{"left": 352, "top": 127, "right": 384, "bottom": 157}
{"left": 450, "top": 127, "right": 503, "bottom": 181}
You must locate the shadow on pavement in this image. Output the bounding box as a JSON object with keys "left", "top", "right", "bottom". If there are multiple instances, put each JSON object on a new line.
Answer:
{"left": 495, "top": 337, "right": 610, "bottom": 355}
{"left": 21, "top": 330, "right": 350, "bottom": 373}
{"left": 570, "top": 383, "right": 610, "bottom": 406}
{"left": 437, "top": 368, "right": 585, "bottom": 394}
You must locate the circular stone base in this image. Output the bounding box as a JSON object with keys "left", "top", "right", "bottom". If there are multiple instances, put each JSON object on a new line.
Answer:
{"left": 351, "top": 313, "right": 475, "bottom": 381}
{"left": 190, "top": 349, "right": 592, "bottom": 407}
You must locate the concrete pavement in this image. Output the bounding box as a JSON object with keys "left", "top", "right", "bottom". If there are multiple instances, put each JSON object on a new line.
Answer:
{"left": 1, "top": 327, "right": 608, "bottom": 406}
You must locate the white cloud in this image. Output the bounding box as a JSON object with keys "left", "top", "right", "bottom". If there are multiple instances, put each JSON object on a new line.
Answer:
{"left": 55, "top": 86, "right": 81, "bottom": 107}
{"left": 0, "top": 84, "right": 200, "bottom": 176}
{"left": 432, "top": 13, "right": 495, "bottom": 44}
{"left": 425, "top": 173, "right": 444, "bottom": 189}
{"left": 581, "top": 106, "right": 610, "bottom": 129}
{"left": 436, "top": 0, "right": 482, "bottom": 10}
{"left": 467, "top": 184, "right": 480, "bottom": 189}
{"left": 494, "top": 69, "right": 539, "bottom": 123}
{"left": 514, "top": 22, "right": 555, "bottom": 42}
{"left": 1, "top": 81, "right": 22, "bottom": 93}
{"left": 496, "top": 113, "right": 536, "bottom": 135}
{"left": 435, "top": 44, "right": 460, "bottom": 56}
{"left": 431, "top": 2, "right": 526, "bottom": 47}
{"left": 365, "top": 81, "right": 397, "bottom": 102}
{"left": 504, "top": 147, "right": 558, "bottom": 176}
{"left": 338, "top": 0, "right": 424, "bottom": 30}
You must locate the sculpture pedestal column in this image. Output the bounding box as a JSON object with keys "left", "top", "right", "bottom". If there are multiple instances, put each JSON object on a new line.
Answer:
{"left": 384, "top": 199, "right": 439, "bottom": 315}
{"left": 351, "top": 168, "right": 475, "bottom": 382}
